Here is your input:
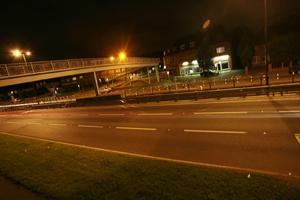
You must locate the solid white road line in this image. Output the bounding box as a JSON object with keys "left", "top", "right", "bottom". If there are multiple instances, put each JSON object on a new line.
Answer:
{"left": 0, "top": 131, "right": 298, "bottom": 179}
{"left": 48, "top": 123, "right": 67, "bottom": 127}
{"left": 98, "top": 113, "right": 125, "bottom": 116}
{"left": 194, "top": 111, "right": 248, "bottom": 115}
{"left": 116, "top": 126, "right": 157, "bottom": 131}
{"left": 184, "top": 129, "right": 247, "bottom": 135}
{"left": 78, "top": 124, "right": 103, "bottom": 129}
{"left": 137, "top": 113, "right": 173, "bottom": 116}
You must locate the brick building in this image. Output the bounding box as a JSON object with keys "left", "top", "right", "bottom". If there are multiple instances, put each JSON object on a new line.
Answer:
{"left": 163, "top": 33, "right": 232, "bottom": 76}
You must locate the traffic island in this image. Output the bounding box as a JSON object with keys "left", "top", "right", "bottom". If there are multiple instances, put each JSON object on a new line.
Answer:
{"left": 0, "top": 133, "right": 299, "bottom": 199}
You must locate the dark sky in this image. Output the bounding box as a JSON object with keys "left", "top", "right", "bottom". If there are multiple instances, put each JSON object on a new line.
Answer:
{"left": 0, "top": 0, "right": 299, "bottom": 62}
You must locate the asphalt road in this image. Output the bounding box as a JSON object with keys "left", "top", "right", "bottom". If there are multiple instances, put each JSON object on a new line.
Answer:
{"left": 1, "top": 95, "right": 300, "bottom": 179}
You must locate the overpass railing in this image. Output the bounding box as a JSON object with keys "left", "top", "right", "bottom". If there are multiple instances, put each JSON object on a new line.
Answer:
{"left": 0, "top": 57, "right": 160, "bottom": 79}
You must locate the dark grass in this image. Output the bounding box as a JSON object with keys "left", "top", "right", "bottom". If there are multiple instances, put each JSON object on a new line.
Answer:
{"left": 0, "top": 134, "right": 299, "bottom": 200}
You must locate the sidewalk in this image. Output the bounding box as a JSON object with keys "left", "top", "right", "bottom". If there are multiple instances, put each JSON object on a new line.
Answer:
{"left": 0, "top": 176, "right": 45, "bottom": 200}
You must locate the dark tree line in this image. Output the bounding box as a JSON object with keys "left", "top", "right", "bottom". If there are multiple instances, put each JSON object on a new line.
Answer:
{"left": 197, "top": 23, "right": 255, "bottom": 70}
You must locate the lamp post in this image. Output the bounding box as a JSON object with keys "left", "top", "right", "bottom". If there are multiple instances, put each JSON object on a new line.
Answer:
{"left": 109, "top": 56, "right": 115, "bottom": 61}
{"left": 264, "top": 0, "right": 269, "bottom": 85}
{"left": 118, "top": 52, "right": 127, "bottom": 61}
{"left": 11, "top": 49, "right": 31, "bottom": 69}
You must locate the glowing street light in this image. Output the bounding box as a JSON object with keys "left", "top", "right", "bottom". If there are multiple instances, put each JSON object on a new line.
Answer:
{"left": 118, "top": 52, "right": 126, "bottom": 61}
{"left": 11, "top": 49, "right": 32, "bottom": 69}
{"left": 202, "top": 19, "right": 211, "bottom": 30}
{"left": 11, "top": 49, "right": 22, "bottom": 57}
{"left": 109, "top": 56, "right": 115, "bottom": 61}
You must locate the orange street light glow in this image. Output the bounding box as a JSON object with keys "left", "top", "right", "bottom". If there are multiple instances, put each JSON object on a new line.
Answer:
{"left": 110, "top": 56, "right": 115, "bottom": 61}
{"left": 11, "top": 49, "right": 22, "bottom": 57}
{"left": 202, "top": 19, "right": 211, "bottom": 30}
{"left": 118, "top": 52, "right": 126, "bottom": 61}
{"left": 26, "top": 51, "right": 31, "bottom": 56}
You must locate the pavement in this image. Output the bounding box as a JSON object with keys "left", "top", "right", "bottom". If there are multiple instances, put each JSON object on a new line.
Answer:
{"left": 0, "top": 94, "right": 300, "bottom": 180}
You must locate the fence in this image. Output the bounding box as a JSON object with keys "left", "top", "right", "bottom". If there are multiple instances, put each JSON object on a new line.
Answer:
{"left": 123, "top": 72, "right": 300, "bottom": 97}
{"left": 0, "top": 57, "right": 160, "bottom": 78}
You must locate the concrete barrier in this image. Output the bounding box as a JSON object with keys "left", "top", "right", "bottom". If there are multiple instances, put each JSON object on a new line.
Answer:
{"left": 76, "top": 95, "right": 123, "bottom": 106}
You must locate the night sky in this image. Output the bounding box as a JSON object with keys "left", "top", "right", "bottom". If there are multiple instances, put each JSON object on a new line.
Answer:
{"left": 0, "top": 0, "right": 299, "bottom": 63}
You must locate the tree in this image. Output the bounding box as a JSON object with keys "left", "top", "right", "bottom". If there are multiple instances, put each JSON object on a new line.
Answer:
{"left": 232, "top": 26, "right": 255, "bottom": 69}
{"left": 269, "top": 31, "right": 300, "bottom": 66}
{"left": 198, "top": 31, "right": 213, "bottom": 70}
{"left": 198, "top": 24, "right": 226, "bottom": 70}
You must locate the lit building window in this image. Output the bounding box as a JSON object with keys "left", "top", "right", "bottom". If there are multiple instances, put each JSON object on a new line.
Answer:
{"left": 216, "top": 47, "right": 225, "bottom": 54}
{"left": 192, "top": 60, "right": 198, "bottom": 65}
{"left": 182, "top": 61, "right": 189, "bottom": 66}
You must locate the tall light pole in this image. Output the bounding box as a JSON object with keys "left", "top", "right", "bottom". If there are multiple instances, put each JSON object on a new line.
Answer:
{"left": 264, "top": 0, "right": 269, "bottom": 85}
{"left": 118, "top": 52, "right": 127, "bottom": 61}
{"left": 11, "top": 49, "right": 31, "bottom": 69}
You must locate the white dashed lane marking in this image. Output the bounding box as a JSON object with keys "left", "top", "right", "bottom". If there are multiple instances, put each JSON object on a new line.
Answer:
{"left": 98, "top": 113, "right": 125, "bottom": 116}
{"left": 6, "top": 121, "right": 21, "bottom": 124}
{"left": 137, "top": 113, "right": 173, "bottom": 116}
{"left": 184, "top": 129, "right": 247, "bottom": 135}
{"left": 26, "top": 122, "right": 41, "bottom": 125}
{"left": 78, "top": 124, "right": 103, "bottom": 129}
{"left": 194, "top": 111, "right": 248, "bottom": 115}
{"left": 278, "top": 110, "right": 300, "bottom": 113}
{"left": 116, "top": 126, "right": 157, "bottom": 131}
{"left": 48, "top": 123, "right": 67, "bottom": 127}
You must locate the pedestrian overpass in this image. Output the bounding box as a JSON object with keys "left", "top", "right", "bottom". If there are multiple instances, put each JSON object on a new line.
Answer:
{"left": 0, "top": 57, "right": 160, "bottom": 88}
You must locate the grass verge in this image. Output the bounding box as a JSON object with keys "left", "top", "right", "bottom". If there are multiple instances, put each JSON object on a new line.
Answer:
{"left": 0, "top": 134, "right": 299, "bottom": 200}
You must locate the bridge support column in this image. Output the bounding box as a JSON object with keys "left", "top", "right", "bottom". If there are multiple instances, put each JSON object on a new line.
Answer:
{"left": 93, "top": 72, "right": 100, "bottom": 96}
{"left": 155, "top": 65, "right": 160, "bottom": 83}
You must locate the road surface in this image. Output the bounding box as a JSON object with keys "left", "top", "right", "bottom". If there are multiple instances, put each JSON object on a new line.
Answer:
{"left": 0, "top": 95, "right": 300, "bottom": 179}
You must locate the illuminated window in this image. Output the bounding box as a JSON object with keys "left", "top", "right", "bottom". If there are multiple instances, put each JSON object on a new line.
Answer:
{"left": 182, "top": 61, "right": 189, "bottom": 66}
{"left": 216, "top": 47, "right": 225, "bottom": 54}
{"left": 192, "top": 60, "right": 198, "bottom": 65}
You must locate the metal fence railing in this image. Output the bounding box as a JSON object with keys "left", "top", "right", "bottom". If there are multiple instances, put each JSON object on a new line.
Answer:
{"left": 0, "top": 57, "right": 160, "bottom": 79}
{"left": 122, "top": 73, "right": 300, "bottom": 97}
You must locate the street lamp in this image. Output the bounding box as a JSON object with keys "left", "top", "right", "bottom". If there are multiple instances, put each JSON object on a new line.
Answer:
{"left": 109, "top": 56, "right": 115, "bottom": 61}
{"left": 11, "top": 49, "right": 31, "bottom": 68}
{"left": 202, "top": 19, "right": 211, "bottom": 30}
{"left": 264, "top": 0, "right": 269, "bottom": 85}
{"left": 118, "top": 52, "right": 126, "bottom": 61}
{"left": 167, "top": 71, "right": 170, "bottom": 80}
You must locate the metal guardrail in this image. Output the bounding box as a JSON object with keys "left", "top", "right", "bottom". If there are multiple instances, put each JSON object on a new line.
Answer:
{"left": 125, "top": 83, "right": 300, "bottom": 104}
{"left": 0, "top": 57, "right": 160, "bottom": 79}
{"left": 122, "top": 72, "right": 300, "bottom": 97}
